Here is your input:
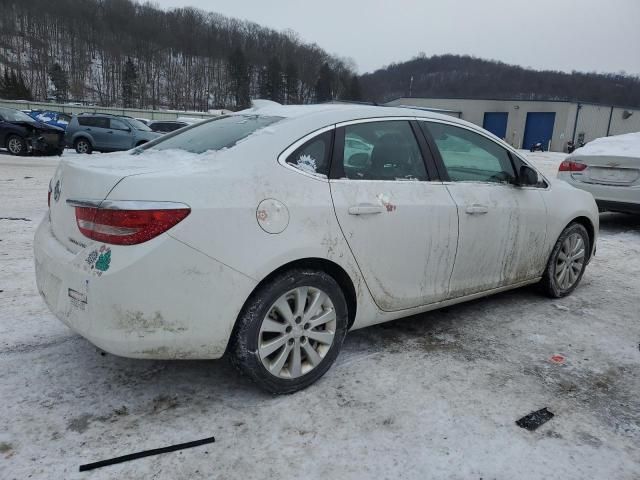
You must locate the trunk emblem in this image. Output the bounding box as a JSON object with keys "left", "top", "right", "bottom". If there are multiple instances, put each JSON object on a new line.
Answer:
{"left": 53, "top": 180, "right": 61, "bottom": 202}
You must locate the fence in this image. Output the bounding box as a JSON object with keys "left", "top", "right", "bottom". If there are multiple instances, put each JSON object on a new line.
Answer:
{"left": 0, "top": 98, "right": 227, "bottom": 121}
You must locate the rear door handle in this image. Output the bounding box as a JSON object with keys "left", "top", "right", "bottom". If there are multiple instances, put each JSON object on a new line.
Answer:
{"left": 348, "top": 204, "right": 385, "bottom": 215}
{"left": 465, "top": 204, "right": 489, "bottom": 215}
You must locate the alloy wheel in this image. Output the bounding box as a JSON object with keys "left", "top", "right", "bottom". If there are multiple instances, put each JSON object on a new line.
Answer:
{"left": 554, "top": 232, "right": 585, "bottom": 290}
{"left": 8, "top": 137, "right": 23, "bottom": 154}
{"left": 258, "top": 286, "right": 337, "bottom": 379}
{"left": 76, "top": 140, "right": 89, "bottom": 153}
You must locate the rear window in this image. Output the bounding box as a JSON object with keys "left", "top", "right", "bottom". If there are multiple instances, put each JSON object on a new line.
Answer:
{"left": 142, "top": 115, "right": 283, "bottom": 154}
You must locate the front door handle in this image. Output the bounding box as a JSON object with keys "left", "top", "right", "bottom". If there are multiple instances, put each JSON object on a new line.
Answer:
{"left": 348, "top": 204, "right": 385, "bottom": 215}
{"left": 465, "top": 204, "right": 489, "bottom": 215}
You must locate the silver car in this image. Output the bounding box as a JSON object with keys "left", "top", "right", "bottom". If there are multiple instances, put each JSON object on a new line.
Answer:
{"left": 558, "top": 133, "right": 640, "bottom": 214}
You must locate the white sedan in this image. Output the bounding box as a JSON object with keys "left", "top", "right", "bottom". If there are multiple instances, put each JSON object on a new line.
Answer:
{"left": 558, "top": 132, "right": 640, "bottom": 214}
{"left": 34, "top": 104, "right": 598, "bottom": 393}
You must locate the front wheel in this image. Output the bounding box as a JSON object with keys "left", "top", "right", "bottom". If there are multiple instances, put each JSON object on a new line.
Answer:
{"left": 6, "top": 135, "right": 26, "bottom": 155}
{"left": 230, "top": 269, "right": 348, "bottom": 394}
{"left": 540, "top": 223, "right": 590, "bottom": 298}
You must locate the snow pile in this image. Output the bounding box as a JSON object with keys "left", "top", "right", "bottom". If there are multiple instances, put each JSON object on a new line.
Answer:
{"left": 573, "top": 132, "right": 640, "bottom": 158}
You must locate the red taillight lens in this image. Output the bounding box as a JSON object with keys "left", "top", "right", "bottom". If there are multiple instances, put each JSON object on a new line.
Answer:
{"left": 74, "top": 207, "right": 190, "bottom": 245}
{"left": 559, "top": 160, "right": 587, "bottom": 172}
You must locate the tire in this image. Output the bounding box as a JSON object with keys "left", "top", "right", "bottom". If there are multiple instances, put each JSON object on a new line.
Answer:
{"left": 540, "top": 223, "right": 590, "bottom": 298}
{"left": 6, "top": 135, "right": 26, "bottom": 156}
{"left": 229, "top": 269, "right": 348, "bottom": 394}
{"left": 74, "top": 137, "right": 92, "bottom": 154}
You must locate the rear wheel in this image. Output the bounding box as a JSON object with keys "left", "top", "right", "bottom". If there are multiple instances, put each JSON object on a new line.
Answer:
{"left": 230, "top": 269, "right": 348, "bottom": 394}
{"left": 540, "top": 223, "right": 590, "bottom": 298}
{"left": 6, "top": 135, "right": 26, "bottom": 155}
{"left": 74, "top": 138, "right": 92, "bottom": 154}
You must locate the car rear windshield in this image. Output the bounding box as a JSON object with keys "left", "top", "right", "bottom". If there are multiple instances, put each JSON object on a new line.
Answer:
{"left": 141, "top": 115, "right": 283, "bottom": 154}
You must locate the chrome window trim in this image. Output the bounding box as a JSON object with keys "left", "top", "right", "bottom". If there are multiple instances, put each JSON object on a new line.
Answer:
{"left": 67, "top": 199, "right": 190, "bottom": 210}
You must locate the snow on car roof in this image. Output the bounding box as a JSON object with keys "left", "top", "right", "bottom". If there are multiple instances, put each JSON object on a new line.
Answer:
{"left": 573, "top": 132, "right": 640, "bottom": 158}
{"left": 234, "top": 102, "right": 473, "bottom": 129}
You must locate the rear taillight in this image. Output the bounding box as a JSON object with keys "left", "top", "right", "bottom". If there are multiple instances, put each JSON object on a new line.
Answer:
{"left": 74, "top": 206, "right": 190, "bottom": 245}
{"left": 559, "top": 160, "right": 587, "bottom": 172}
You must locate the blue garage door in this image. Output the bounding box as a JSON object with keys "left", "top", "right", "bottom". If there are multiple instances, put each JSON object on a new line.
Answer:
{"left": 482, "top": 112, "right": 508, "bottom": 139}
{"left": 522, "top": 112, "right": 556, "bottom": 150}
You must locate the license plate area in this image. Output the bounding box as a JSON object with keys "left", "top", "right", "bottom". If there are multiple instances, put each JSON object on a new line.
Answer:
{"left": 586, "top": 167, "right": 639, "bottom": 185}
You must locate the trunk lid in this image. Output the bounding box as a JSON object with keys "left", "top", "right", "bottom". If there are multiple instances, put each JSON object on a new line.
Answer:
{"left": 571, "top": 154, "right": 640, "bottom": 186}
{"left": 49, "top": 151, "right": 194, "bottom": 253}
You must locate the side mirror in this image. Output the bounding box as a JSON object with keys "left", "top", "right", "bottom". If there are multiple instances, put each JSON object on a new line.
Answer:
{"left": 518, "top": 165, "right": 539, "bottom": 187}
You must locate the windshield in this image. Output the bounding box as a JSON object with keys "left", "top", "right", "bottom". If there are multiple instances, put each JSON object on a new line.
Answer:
{"left": 140, "top": 115, "right": 283, "bottom": 154}
{"left": 127, "top": 118, "right": 152, "bottom": 131}
{"left": 0, "top": 107, "right": 35, "bottom": 123}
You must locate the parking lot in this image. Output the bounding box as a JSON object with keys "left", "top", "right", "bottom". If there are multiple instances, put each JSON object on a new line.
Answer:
{"left": 1, "top": 151, "right": 639, "bottom": 479}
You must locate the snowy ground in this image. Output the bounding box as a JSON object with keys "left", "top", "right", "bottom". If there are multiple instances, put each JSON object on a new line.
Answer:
{"left": 1, "top": 150, "right": 639, "bottom": 479}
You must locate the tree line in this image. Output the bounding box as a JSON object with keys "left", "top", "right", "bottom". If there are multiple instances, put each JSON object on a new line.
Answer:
{"left": 360, "top": 54, "right": 640, "bottom": 108}
{"left": 0, "top": 0, "right": 362, "bottom": 110}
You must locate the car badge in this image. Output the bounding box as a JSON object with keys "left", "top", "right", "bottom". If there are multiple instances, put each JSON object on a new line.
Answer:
{"left": 53, "top": 180, "right": 61, "bottom": 202}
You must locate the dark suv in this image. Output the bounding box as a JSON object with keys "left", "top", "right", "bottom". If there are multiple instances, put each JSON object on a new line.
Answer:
{"left": 65, "top": 114, "right": 161, "bottom": 154}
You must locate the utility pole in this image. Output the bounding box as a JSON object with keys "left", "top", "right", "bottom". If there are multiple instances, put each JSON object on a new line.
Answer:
{"left": 409, "top": 76, "right": 414, "bottom": 97}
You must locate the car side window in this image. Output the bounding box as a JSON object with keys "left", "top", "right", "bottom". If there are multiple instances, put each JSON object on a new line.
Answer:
{"left": 341, "top": 121, "right": 427, "bottom": 181}
{"left": 423, "top": 122, "right": 516, "bottom": 184}
{"left": 286, "top": 130, "right": 333, "bottom": 177}
{"left": 77, "top": 116, "right": 94, "bottom": 127}
{"left": 110, "top": 119, "right": 129, "bottom": 130}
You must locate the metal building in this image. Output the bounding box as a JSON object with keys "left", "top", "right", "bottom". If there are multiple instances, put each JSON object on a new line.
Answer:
{"left": 385, "top": 97, "right": 640, "bottom": 152}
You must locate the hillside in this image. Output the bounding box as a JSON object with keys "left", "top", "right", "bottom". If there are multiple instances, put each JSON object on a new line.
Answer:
{"left": 0, "top": 0, "right": 358, "bottom": 110}
{"left": 360, "top": 54, "right": 640, "bottom": 107}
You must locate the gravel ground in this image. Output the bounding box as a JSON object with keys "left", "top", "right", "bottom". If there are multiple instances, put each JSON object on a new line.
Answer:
{"left": 1, "top": 150, "right": 639, "bottom": 479}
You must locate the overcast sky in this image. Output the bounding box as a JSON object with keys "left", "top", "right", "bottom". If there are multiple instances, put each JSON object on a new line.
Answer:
{"left": 153, "top": 0, "right": 640, "bottom": 75}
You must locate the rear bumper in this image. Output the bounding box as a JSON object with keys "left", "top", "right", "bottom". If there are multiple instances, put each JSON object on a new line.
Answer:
{"left": 34, "top": 216, "right": 257, "bottom": 359}
{"left": 595, "top": 200, "right": 640, "bottom": 214}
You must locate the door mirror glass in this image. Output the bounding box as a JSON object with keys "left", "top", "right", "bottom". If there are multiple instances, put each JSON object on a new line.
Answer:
{"left": 518, "top": 165, "right": 539, "bottom": 186}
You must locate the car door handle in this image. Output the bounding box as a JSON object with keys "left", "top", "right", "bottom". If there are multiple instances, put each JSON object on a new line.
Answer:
{"left": 348, "top": 204, "right": 385, "bottom": 215}
{"left": 465, "top": 204, "right": 489, "bottom": 215}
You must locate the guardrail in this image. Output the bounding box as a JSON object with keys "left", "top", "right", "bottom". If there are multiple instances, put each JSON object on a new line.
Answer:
{"left": 0, "top": 99, "right": 227, "bottom": 121}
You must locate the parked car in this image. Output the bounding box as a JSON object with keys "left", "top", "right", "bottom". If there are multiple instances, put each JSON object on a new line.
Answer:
{"left": 147, "top": 120, "right": 189, "bottom": 133}
{"left": 27, "top": 110, "right": 72, "bottom": 130}
{"left": 558, "top": 132, "right": 640, "bottom": 214}
{"left": 35, "top": 105, "right": 598, "bottom": 393}
{"left": 0, "top": 107, "right": 65, "bottom": 156}
{"left": 64, "top": 113, "right": 161, "bottom": 154}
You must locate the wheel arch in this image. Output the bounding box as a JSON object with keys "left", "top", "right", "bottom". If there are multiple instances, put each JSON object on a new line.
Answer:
{"left": 229, "top": 257, "right": 358, "bottom": 354}
{"left": 74, "top": 135, "right": 93, "bottom": 146}
{"left": 569, "top": 215, "right": 595, "bottom": 259}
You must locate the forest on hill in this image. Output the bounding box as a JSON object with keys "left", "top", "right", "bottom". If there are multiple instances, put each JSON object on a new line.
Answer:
{"left": 1, "top": 0, "right": 638, "bottom": 111}
{"left": 360, "top": 54, "right": 640, "bottom": 107}
{"left": 0, "top": 0, "right": 361, "bottom": 110}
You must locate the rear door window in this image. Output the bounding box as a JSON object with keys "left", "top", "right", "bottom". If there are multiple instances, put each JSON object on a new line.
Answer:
{"left": 339, "top": 121, "right": 427, "bottom": 181}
